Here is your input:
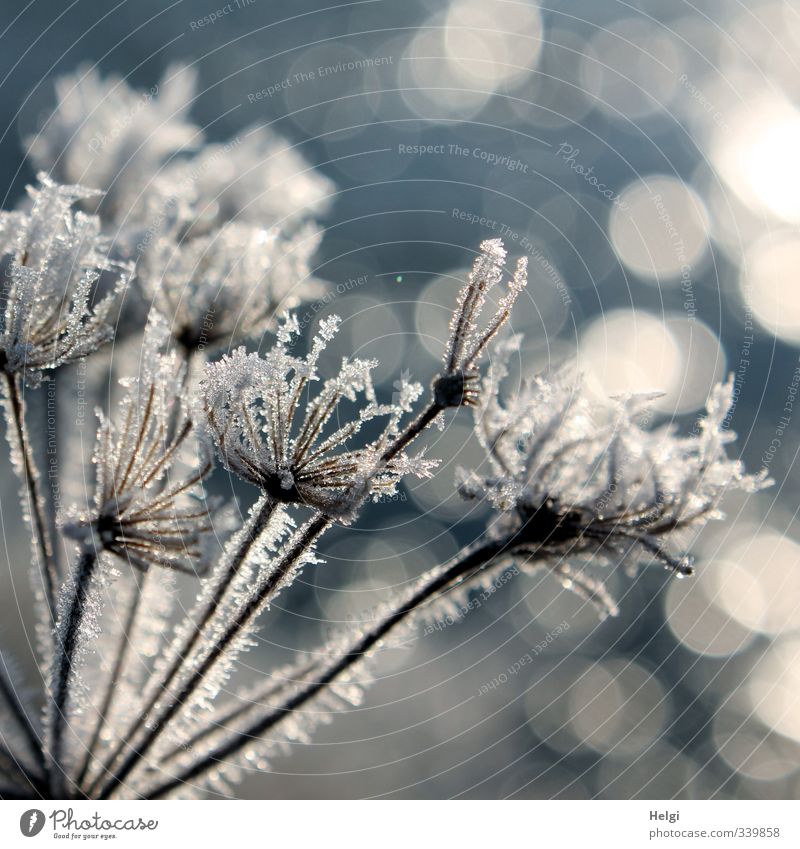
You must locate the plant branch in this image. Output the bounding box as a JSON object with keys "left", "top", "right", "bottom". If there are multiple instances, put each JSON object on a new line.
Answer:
{"left": 86, "top": 494, "right": 277, "bottom": 797}
{"left": 73, "top": 573, "right": 146, "bottom": 792}
{"left": 47, "top": 548, "right": 97, "bottom": 797}
{"left": 1, "top": 371, "right": 59, "bottom": 624}
{"left": 144, "top": 536, "right": 512, "bottom": 798}
{"left": 0, "top": 654, "right": 43, "bottom": 769}
{"left": 97, "top": 513, "right": 330, "bottom": 799}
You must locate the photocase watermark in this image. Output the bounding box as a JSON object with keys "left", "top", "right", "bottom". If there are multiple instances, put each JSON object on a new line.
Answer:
{"left": 247, "top": 55, "right": 394, "bottom": 101}
{"left": 555, "top": 144, "right": 629, "bottom": 210}
{"left": 423, "top": 564, "right": 520, "bottom": 635}
{"left": 18, "top": 807, "right": 158, "bottom": 838}
{"left": 20, "top": 809, "right": 45, "bottom": 837}
{"left": 677, "top": 73, "right": 730, "bottom": 133}
{"left": 188, "top": 0, "right": 256, "bottom": 31}
{"left": 87, "top": 86, "right": 159, "bottom": 152}
{"left": 477, "top": 621, "right": 571, "bottom": 695}
{"left": 296, "top": 273, "right": 369, "bottom": 330}
{"left": 398, "top": 142, "right": 529, "bottom": 173}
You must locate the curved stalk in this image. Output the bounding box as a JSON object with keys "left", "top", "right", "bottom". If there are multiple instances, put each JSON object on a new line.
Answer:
{"left": 145, "top": 537, "right": 510, "bottom": 798}
{"left": 96, "top": 513, "right": 330, "bottom": 799}
{"left": 47, "top": 549, "right": 97, "bottom": 797}
{"left": 85, "top": 494, "right": 276, "bottom": 798}
{"left": 1, "top": 371, "right": 59, "bottom": 623}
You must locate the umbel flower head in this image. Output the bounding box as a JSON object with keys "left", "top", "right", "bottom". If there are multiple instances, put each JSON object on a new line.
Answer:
{"left": 139, "top": 220, "right": 324, "bottom": 354}
{"left": 0, "top": 174, "right": 132, "bottom": 385}
{"left": 156, "top": 123, "right": 334, "bottom": 235}
{"left": 25, "top": 64, "right": 200, "bottom": 225}
{"left": 201, "top": 314, "right": 436, "bottom": 520}
{"left": 458, "top": 345, "right": 770, "bottom": 618}
{"left": 62, "top": 318, "right": 215, "bottom": 574}
{"left": 433, "top": 238, "right": 528, "bottom": 409}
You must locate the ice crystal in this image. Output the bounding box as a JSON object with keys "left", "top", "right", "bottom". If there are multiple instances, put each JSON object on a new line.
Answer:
{"left": 138, "top": 220, "right": 324, "bottom": 354}
{"left": 61, "top": 317, "right": 216, "bottom": 574}
{"left": 200, "top": 315, "right": 436, "bottom": 520}
{"left": 434, "top": 238, "right": 527, "bottom": 408}
{"left": 25, "top": 65, "right": 200, "bottom": 225}
{"left": 458, "top": 347, "right": 770, "bottom": 617}
{"left": 0, "top": 174, "right": 132, "bottom": 385}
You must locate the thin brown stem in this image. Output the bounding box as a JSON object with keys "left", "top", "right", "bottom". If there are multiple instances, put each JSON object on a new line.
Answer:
{"left": 97, "top": 514, "right": 330, "bottom": 799}
{"left": 381, "top": 402, "right": 443, "bottom": 465}
{"left": 144, "top": 537, "right": 510, "bottom": 798}
{"left": 2, "top": 371, "right": 58, "bottom": 622}
{"left": 47, "top": 548, "right": 97, "bottom": 797}
{"left": 86, "top": 495, "right": 278, "bottom": 798}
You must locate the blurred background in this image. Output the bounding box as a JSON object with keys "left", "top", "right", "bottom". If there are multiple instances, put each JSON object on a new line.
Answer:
{"left": 1, "top": 0, "right": 800, "bottom": 799}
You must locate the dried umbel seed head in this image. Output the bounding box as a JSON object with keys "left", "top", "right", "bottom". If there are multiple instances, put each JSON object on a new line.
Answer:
{"left": 62, "top": 318, "right": 216, "bottom": 575}
{"left": 437, "top": 238, "right": 527, "bottom": 408}
{"left": 200, "top": 314, "right": 437, "bottom": 521}
{"left": 0, "top": 174, "right": 132, "bottom": 385}
{"left": 25, "top": 64, "right": 200, "bottom": 226}
{"left": 138, "top": 220, "right": 324, "bottom": 354}
{"left": 457, "top": 342, "right": 770, "bottom": 619}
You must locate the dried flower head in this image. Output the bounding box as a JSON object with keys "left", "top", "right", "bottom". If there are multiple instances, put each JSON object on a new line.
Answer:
{"left": 433, "top": 238, "right": 527, "bottom": 408}
{"left": 138, "top": 220, "right": 324, "bottom": 353}
{"left": 62, "top": 318, "right": 215, "bottom": 574}
{"left": 0, "top": 174, "right": 132, "bottom": 385}
{"left": 201, "top": 314, "right": 435, "bottom": 520}
{"left": 25, "top": 65, "right": 200, "bottom": 225}
{"left": 458, "top": 346, "right": 770, "bottom": 618}
{"left": 156, "top": 124, "right": 333, "bottom": 234}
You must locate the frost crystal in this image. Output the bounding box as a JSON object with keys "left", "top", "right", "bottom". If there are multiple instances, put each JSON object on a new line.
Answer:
{"left": 458, "top": 348, "right": 770, "bottom": 618}
{"left": 434, "top": 238, "right": 527, "bottom": 408}
{"left": 62, "top": 317, "right": 215, "bottom": 574}
{"left": 138, "top": 220, "right": 324, "bottom": 353}
{"left": 201, "top": 315, "right": 435, "bottom": 520}
{"left": 0, "top": 175, "right": 131, "bottom": 385}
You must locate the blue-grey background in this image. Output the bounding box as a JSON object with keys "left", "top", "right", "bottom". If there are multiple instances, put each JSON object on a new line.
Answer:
{"left": 1, "top": 0, "right": 799, "bottom": 799}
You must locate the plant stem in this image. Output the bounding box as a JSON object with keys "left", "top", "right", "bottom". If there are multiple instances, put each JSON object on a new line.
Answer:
{"left": 2, "top": 371, "right": 59, "bottom": 623}
{"left": 159, "top": 658, "right": 322, "bottom": 763}
{"left": 0, "top": 655, "right": 43, "bottom": 769}
{"left": 381, "top": 401, "right": 442, "bottom": 464}
{"left": 73, "top": 573, "right": 146, "bottom": 792}
{"left": 47, "top": 548, "right": 97, "bottom": 797}
{"left": 96, "top": 512, "right": 328, "bottom": 799}
{"left": 145, "top": 537, "right": 509, "bottom": 798}
{"left": 85, "top": 495, "right": 277, "bottom": 798}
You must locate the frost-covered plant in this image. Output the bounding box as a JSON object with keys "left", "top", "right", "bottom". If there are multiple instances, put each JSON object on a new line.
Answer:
{"left": 456, "top": 345, "right": 771, "bottom": 618}
{"left": 201, "top": 313, "right": 435, "bottom": 520}
{"left": 138, "top": 221, "right": 324, "bottom": 354}
{"left": 25, "top": 65, "right": 200, "bottom": 225}
{"left": 0, "top": 174, "right": 131, "bottom": 384}
{"left": 0, "top": 68, "right": 767, "bottom": 801}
